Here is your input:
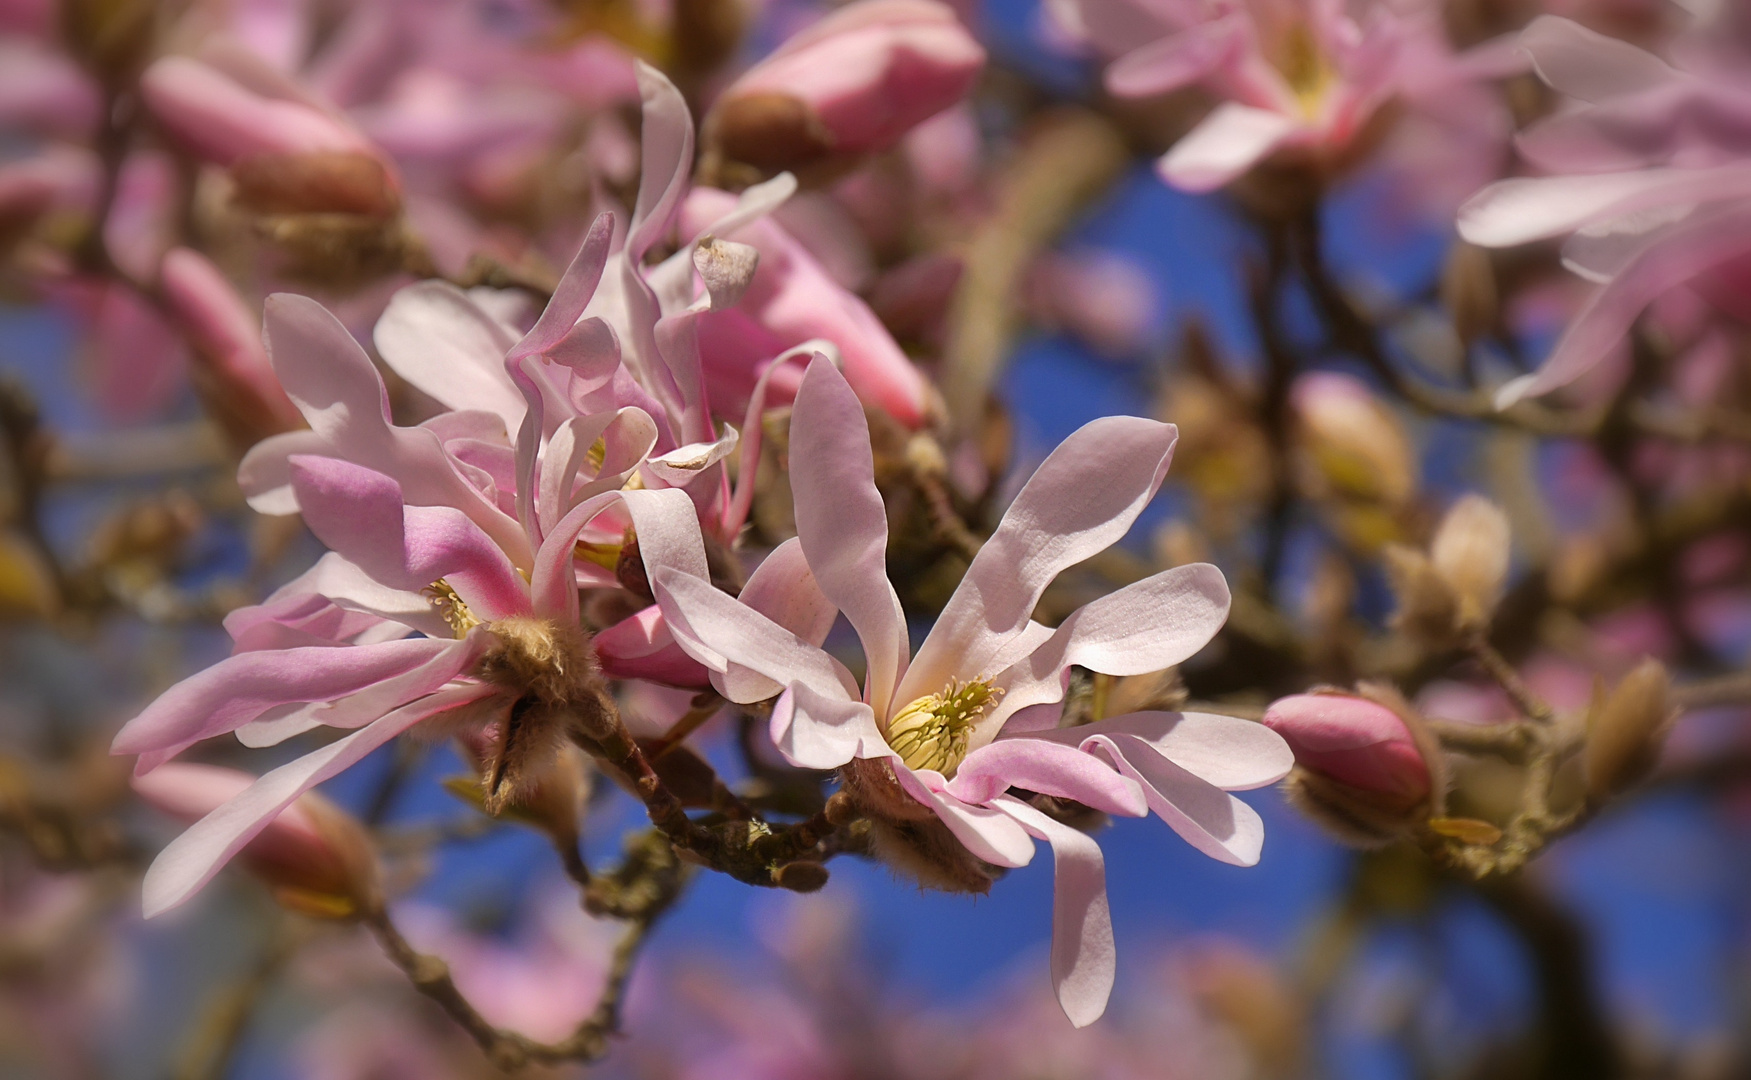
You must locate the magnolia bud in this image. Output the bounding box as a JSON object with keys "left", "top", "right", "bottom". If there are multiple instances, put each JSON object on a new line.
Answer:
{"left": 840, "top": 756, "right": 995, "bottom": 894}
{"left": 140, "top": 57, "right": 370, "bottom": 167}
{"left": 1384, "top": 544, "right": 1460, "bottom": 644}
{"left": 230, "top": 151, "right": 399, "bottom": 218}
{"left": 704, "top": 0, "right": 984, "bottom": 177}
{"left": 158, "top": 248, "right": 302, "bottom": 449}
{"left": 133, "top": 764, "right": 379, "bottom": 918}
{"left": 1583, "top": 658, "right": 1675, "bottom": 802}
{"left": 1430, "top": 495, "right": 1511, "bottom": 633}
{"left": 1440, "top": 242, "right": 1498, "bottom": 349}
{"left": 1265, "top": 686, "right": 1440, "bottom": 846}
{"left": 1291, "top": 372, "right": 1415, "bottom": 507}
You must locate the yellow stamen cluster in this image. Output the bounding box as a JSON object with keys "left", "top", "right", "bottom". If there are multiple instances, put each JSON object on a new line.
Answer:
{"left": 885, "top": 679, "right": 1004, "bottom": 776}
{"left": 424, "top": 579, "right": 481, "bottom": 639}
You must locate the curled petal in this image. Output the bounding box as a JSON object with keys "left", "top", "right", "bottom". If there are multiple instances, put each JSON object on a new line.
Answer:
{"left": 770, "top": 681, "right": 886, "bottom": 771}
{"left": 949, "top": 738, "right": 1145, "bottom": 817}
{"left": 1068, "top": 711, "right": 1294, "bottom": 792}
{"left": 1086, "top": 733, "right": 1265, "bottom": 866}
{"left": 652, "top": 568, "right": 859, "bottom": 701}
{"left": 992, "top": 795, "right": 1115, "bottom": 1029}
{"left": 892, "top": 767, "right": 1035, "bottom": 868}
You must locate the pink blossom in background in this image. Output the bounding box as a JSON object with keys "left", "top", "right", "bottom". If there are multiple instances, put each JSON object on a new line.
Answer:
{"left": 1459, "top": 15, "right": 1751, "bottom": 406}
{"left": 657, "top": 357, "right": 1292, "bottom": 1026}
{"left": 1050, "top": 0, "right": 1524, "bottom": 196}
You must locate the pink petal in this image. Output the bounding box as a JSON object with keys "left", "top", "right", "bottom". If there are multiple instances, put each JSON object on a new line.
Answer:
{"left": 901, "top": 415, "right": 1178, "bottom": 709}
{"left": 1498, "top": 207, "right": 1751, "bottom": 406}
{"left": 1065, "top": 711, "right": 1294, "bottom": 791}
{"left": 1456, "top": 169, "right": 1702, "bottom": 248}
{"left": 1158, "top": 102, "right": 1297, "bottom": 193}
{"left": 992, "top": 794, "right": 1114, "bottom": 1029}
{"left": 512, "top": 212, "right": 615, "bottom": 360}
{"left": 790, "top": 358, "right": 910, "bottom": 718}
{"left": 892, "top": 766, "right": 1036, "bottom": 868}
{"left": 724, "top": 537, "right": 838, "bottom": 702}
{"left": 651, "top": 568, "right": 860, "bottom": 702}
{"left": 289, "top": 456, "right": 529, "bottom": 620}
{"left": 626, "top": 63, "right": 694, "bottom": 265}
{"left": 769, "top": 681, "right": 886, "bottom": 771}
{"left": 593, "top": 606, "right": 713, "bottom": 688}
{"left": 141, "top": 683, "right": 497, "bottom": 916}
{"left": 531, "top": 487, "right": 706, "bottom": 622}
{"left": 374, "top": 281, "right": 524, "bottom": 434}
{"left": 260, "top": 293, "right": 528, "bottom": 566}
{"left": 1087, "top": 733, "right": 1265, "bottom": 866}
{"left": 1105, "top": 15, "right": 1245, "bottom": 99}
{"left": 987, "top": 563, "right": 1230, "bottom": 730}
{"left": 113, "top": 637, "right": 458, "bottom": 769}
{"left": 225, "top": 551, "right": 446, "bottom": 642}
{"left": 1519, "top": 15, "right": 1674, "bottom": 103}
{"left": 949, "top": 737, "right": 1146, "bottom": 817}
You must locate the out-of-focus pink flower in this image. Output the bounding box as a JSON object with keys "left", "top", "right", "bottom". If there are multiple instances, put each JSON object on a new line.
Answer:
{"left": 159, "top": 248, "right": 303, "bottom": 444}
{"left": 142, "top": 54, "right": 375, "bottom": 166}
{"left": 706, "top": 0, "right": 985, "bottom": 174}
{"left": 132, "top": 762, "right": 378, "bottom": 912}
{"left": 1459, "top": 16, "right": 1751, "bottom": 407}
{"left": 1025, "top": 249, "right": 1161, "bottom": 359}
{"left": 1053, "top": 0, "right": 1523, "bottom": 194}
{"left": 656, "top": 358, "right": 1291, "bottom": 1027}
{"left": 1263, "top": 693, "right": 1430, "bottom": 809}
{"left": 49, "top": 279, "right": 189, "bottom": 423}
{"left": 681, "top": 186, "right": 934, "bottom": 427}
{"left": 0, "top": 39, "right": 100, "bottom": 138}
{"left": 395, "top": 891, "right": 618, "bottom": 1042}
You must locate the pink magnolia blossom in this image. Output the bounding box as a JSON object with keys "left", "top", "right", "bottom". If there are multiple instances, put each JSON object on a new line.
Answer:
{"left": 1457, "top": 16, "right": 1751, "bottom": 406}
{"left": 1263, "top": 692, "right": 1430, "bottom": 808}
{"left": 112, "top": 222, "right": 711, "bottom": 917}
{"left": 654, "top": 357, "right": 1293, "bottom": 1027}
{"left": 706, "top": 0, "right": 985, "bottom": 170}
{"left": 1054, "top": 0, "right": 1523, "bottom": 194}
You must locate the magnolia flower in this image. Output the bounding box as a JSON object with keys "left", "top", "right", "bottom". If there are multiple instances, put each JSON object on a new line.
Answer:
{"left": 1052, "top": 0, "right": 1522, "bottom": 195}
{"left": 112, "top": 223, "right": 713, "bottom": 917}
{"left": 1457, "top": 16, "right": 1751, "bottom": 406}
{"left": 655, "top": 358, "right": 1293, "bottom": 1026}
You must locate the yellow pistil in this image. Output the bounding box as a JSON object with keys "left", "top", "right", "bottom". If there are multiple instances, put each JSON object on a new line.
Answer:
{"left": 885, "top": 679, "right": 1004, "bottom": 776}
{"left": 1276, "top": 22, "right": 1335, "bottom": 120}
{"left": 424, "top": 579, "right": 481, "bottom": 639}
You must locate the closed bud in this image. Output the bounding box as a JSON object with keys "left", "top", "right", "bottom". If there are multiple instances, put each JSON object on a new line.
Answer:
{"left": 703, "top": 0, "right": 984, "bottom": 179}
{"left": 1430, "top": 495, "right": 1511, "bottom": 633}
{"left": 1440, "top": 242, "right": 1498, "bottom": 349}
{"left": 1265, "top": 685, "right": 1441, "bottom": 846}
{"left": 1291, "top": 372, "right": 1416, "bottom": 507}
{"left": 1384, "top": 544, "right": 1460, "bottom": 644}
{"left": 158, "top": 248, "right": 302, "bottom": 450}
{"left": 140, "top": 57, "right": 373, "bottom": 167}
{"left": 1584, "top": 658, "right": 1675, "bottom": 802}
{"left": 133, "top": 764, "right": 379, "bottom": 918}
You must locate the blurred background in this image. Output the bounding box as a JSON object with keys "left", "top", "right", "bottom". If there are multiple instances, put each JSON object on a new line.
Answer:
{"left": 2, "top": 0, "right": 1751, "bottom": 1077}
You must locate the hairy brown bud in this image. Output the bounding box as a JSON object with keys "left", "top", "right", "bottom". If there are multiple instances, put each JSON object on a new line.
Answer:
{"left": 1383, "top": 544, "right": 1459, "bottom": 644}
{"left": 707, "top": 92, "right": 835, "bottom": 176}
{"left": 471, "top": 617, "right": 609, "bottom": 814}
{"left": 1584, "top": 659, "right": 1676, "bottom": 802}
{"left": 840, "top": 757, "right": 996, "bottom": 894}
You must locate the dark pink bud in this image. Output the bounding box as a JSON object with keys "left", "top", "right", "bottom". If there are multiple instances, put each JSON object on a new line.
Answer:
{"left": 708, "top": 0, "right": 984, "bottom": 173}
{"left": 1264, "top": 693, "right": 1431, "bottom": 808}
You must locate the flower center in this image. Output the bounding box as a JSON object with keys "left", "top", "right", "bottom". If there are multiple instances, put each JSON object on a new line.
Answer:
{"left": 1274, "top": 23, "right": 1334, "bottom": 119}
{"left": 885, "top": 679, "right": 1004, "bottom": 776}
{"left": 425, "top": 579, "right": 481, "bottom": 638}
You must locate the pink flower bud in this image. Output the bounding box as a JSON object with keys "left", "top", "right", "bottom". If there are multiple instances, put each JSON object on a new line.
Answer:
{"left": 1264, "top": 693, "right": 1431, "bottom": 809}
{"left": 681, "top": 187, "right": 934, "bottom": 427}
{"left": 140, "top": 56, "right": 372, "bottom": 166}
{"left": 707, "top": 0, "right": 984, "bottom": 174}
{"left": 159, "top": 248, "right": 303, "bottom": 446}
{"left": 132, "top": 763, "right": 379, "bottom": 916}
